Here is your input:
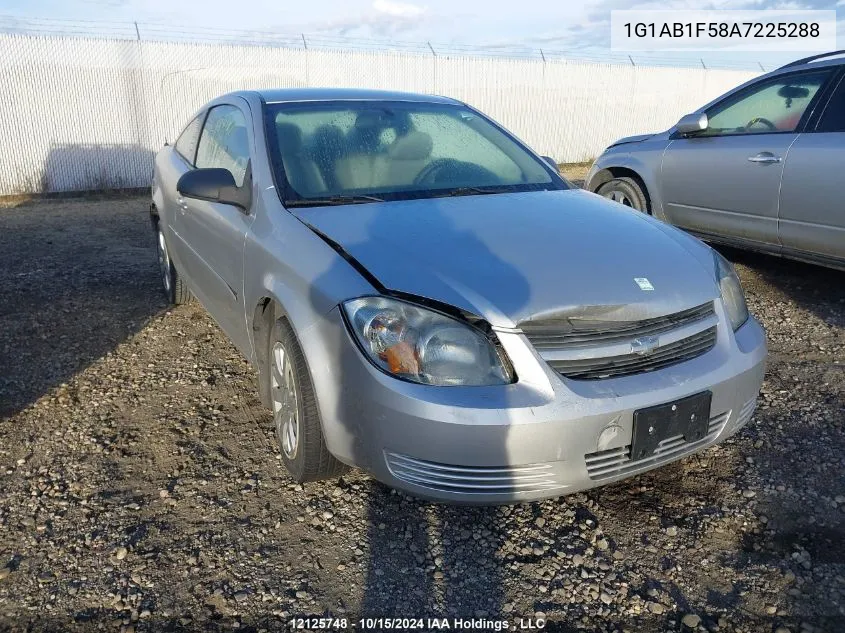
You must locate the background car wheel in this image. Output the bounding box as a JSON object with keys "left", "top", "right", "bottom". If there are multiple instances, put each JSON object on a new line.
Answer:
{"left": 155, "top": 224, "right": 191, "bottom": 305}
{"left": 596, "top": 176, "right": 650, "bottom": 213}
{"left": 269, "top": 318, "right": 348, "bottom": 483}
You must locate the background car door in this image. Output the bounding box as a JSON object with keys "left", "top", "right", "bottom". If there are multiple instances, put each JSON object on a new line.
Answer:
{"left": 176, "top": 102, "right": 255, "bottom": 352}
{"left": 660, "top": 69, "right": 832, "bottom": 250}
{"left": 778, "top": 72, "right": 845, "bottom": 265}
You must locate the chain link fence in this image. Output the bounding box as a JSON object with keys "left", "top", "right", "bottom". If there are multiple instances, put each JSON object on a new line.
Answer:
{"left": 0, "top": 31, "right": 759, "bottom": 195}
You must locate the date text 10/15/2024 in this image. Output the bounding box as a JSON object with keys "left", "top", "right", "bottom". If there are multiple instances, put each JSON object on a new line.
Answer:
{"left": 288, "top": 617, "right": 549, "bottom": 630}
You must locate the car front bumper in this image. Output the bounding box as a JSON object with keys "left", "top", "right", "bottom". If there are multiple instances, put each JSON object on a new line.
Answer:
{"left": 301, "top": 305, "right": 766, "bottom": 504}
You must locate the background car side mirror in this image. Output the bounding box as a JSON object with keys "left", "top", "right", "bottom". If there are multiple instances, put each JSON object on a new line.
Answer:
{"left": 541, "top": 156, "right": 559, "bottom": 170}
{"left": 177, "top": 167, "right": 251, "bottom": 211}
{"left": 676, "top": 112, "right": 709, "bottom": 136}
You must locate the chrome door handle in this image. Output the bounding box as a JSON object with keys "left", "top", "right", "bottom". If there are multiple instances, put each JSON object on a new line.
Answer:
{"left": 747, "top": 153, "right": 782, "bottom": 164}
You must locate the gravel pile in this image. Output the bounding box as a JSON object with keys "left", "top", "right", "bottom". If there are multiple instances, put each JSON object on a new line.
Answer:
{"left": 0, "top": 192, "right": 842, "bottom": 632}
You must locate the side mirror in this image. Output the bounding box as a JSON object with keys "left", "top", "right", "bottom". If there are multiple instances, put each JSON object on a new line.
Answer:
{"left": 541, "top": 156, "right": 559, "bottom": 170}
{"left": 177, "top": 167, "right": 250, "bottom": 210}
{"left": 676, "top": 112, "right": 708, "bottom": 135}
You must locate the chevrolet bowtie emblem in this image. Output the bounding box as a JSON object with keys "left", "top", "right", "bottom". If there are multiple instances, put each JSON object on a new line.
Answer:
{"left": 631, "top": 335, "right": 659, "bottom": 356}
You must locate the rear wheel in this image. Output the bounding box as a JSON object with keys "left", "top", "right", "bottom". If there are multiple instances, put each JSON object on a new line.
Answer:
{"left": 596, "top": 177, "right": 650, "bottom": 213}
{"left": 269, "top": 318, "right": 347, "bottom": 482}
{"left": 155, "top": 224, "right": 191, "bottom": 305}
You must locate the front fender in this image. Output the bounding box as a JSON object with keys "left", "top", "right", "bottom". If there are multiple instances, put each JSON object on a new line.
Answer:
{"left": 241, "top": 191, "right": 377, "bottom": 411}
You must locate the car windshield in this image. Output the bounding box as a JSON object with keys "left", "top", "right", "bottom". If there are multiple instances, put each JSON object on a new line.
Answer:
{"left": 264, "top": 100, "right": 567, "bottom": 206}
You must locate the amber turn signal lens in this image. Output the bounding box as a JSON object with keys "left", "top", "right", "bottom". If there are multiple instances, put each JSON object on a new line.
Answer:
{"left": 383, "top": 341, "right": 420, "bottom": 375}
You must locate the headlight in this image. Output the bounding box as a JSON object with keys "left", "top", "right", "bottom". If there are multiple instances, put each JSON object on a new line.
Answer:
{"left": 342, "top": 296, "right": 514, "bottom": 386}
{"left": 714, "top": 251, "right": 749, "bottom": 331}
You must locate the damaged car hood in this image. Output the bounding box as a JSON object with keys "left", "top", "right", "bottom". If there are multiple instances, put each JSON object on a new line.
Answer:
{"left": 293, "top": 190, "right": 719, "bottom": 328}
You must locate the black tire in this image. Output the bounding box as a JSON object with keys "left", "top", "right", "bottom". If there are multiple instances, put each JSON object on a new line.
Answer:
{"left": 155, "top": 223, "right": 191, "bottom": 305}
{"left": 269, "top": 318, "right": 348, "bottom": 482}
{"left": 596, "top": 176, "right": 650, "bottom": 213}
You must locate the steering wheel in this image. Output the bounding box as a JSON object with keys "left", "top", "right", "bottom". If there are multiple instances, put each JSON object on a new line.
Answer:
{"left": 413, "top": 158, "right": 460, "bottom": 186}
{"left": 745, "top": 117, "right": 777, "bottom": 132}
{"left": 413, "top": 158, "right": 498, "bottom": 187}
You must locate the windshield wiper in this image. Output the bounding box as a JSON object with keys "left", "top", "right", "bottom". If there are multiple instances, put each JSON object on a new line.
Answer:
{"left": 285, "top": 194, "right": 385, "bottom": 208}
{"left": 437, "top": 186, "right": 515, "bottom": 198}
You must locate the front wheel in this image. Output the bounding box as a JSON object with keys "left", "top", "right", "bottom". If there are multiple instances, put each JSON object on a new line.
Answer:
{"left": 155, "top": 224, "right": 191, "bottom": 305}
{"left": 269, "top": 318, "right": 348, "bottom": 482}
{"left": 596, "top": 177, "right": 650, "bottom": 213}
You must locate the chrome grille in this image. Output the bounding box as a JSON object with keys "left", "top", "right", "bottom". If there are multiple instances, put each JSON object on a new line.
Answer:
{"left": 547, "top": 326, "right": 717, "bottom": 380}
{"left": 385, "top": 452, "right": 561, "bottom": 495}
{"left": 521, "top": 301, "right": 718, "bottom": 381}
{"left": 521, "top": 302, "right": 715, "bottom": 350}
{"left": 584, "top": 411, "right": 730, "bottom": 481}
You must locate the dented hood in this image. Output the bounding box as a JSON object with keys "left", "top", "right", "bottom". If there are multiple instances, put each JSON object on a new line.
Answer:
{"left": 293, "top": 190, "right": 719, "bottom": 328}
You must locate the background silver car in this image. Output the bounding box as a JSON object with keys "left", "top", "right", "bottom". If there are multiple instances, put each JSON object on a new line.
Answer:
{"left": 587, "top": 51, "right": 845, "bottom": 271}
{"left": 151, "top": 88, "right": 765, "bottom": 503}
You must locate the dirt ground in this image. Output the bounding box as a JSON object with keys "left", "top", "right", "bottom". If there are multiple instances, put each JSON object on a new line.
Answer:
{"left": 0, "top": 175, "right": 843, "bottom": 633}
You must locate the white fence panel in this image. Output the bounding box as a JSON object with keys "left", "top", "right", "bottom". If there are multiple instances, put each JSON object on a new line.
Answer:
{"left": 0, "top": 33, "right": 759, "bottom": 195}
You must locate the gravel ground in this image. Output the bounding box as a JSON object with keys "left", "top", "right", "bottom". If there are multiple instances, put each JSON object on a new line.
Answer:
{"left": 0, "top": 183, "right": 843, "bottom": 633}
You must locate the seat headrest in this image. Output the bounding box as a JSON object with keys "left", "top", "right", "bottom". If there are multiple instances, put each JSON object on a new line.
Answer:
{"left": 276, "top": 122, "right": 303, "bottom": 153}
{"left": 311, "top": 125, "right": 345, "bottom": 158}
{"left": 387, "top": 131, "right": 433, "bottom": 161}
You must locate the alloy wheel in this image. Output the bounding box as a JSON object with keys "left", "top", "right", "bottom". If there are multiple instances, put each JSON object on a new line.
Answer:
{"left": 271, "top": 341, "right": 300, "bottom": 459}
{"left": 156, "top": 229, "right": 172, "bottom": 294}
{"left": 605, "top": 189, "right": 634, "bottom": 207}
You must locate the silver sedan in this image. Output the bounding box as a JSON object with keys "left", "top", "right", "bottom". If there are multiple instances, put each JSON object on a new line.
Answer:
{"left": 587, "top": 51, "right": 845, "bottom": 271}
{"left": 151, "top": 88, "right": 766, "bottom": 503}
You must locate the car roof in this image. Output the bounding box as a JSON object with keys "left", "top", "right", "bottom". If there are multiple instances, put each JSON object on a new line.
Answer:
{"left": 773, "top": 51, "right": 845, "bottom": 74}
{"left": 239, "top": 87, "right": 463, "bottom": 105}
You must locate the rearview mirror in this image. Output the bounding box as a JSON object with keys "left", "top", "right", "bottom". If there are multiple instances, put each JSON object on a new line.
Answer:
{"left": 676, "top": 112, "right": 708, "bottom": 135}
{"left": 541, "top": 156, "right": 559, "bottom": 170}
{"left": 177, "top": 167, "right": 250, "bottom": 210}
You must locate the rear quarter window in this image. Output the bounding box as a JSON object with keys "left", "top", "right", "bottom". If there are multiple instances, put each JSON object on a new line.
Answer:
{"left": 174, "top": 114, "right": 204, "bottom": 165}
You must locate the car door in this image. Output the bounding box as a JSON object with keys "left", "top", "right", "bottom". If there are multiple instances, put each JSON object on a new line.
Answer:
{"left": 660, "top": 69, "right": 833, "bottom": 250}
{"left": 175, "top": 101, "right": 255, "bottom": 352}
{"left": 160, "top": 111, "right": 204, "bottom": 280}
{"left": 778, "top": 70, "right": 845, "bottom": 265}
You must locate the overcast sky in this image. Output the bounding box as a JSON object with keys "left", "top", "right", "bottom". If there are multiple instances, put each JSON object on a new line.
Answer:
{"left": 1, "top": 0, "right": 843, "bottom": 66}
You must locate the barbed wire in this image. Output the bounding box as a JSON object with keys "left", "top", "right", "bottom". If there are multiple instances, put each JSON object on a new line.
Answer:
{"left": 0, "top": 14, "right": 772, "bottom": 71}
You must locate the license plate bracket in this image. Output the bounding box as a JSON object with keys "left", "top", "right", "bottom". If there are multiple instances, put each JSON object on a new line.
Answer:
{"left": 631, "top": 391, "right": 712, "bottom": 461}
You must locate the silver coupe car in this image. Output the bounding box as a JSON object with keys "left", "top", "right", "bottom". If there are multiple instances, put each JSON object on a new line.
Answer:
{"left": 151, "top": 88, "right": 766, "bottom": 503}
{"left": 587, "top": 51, "right": 845, "bottom": 271}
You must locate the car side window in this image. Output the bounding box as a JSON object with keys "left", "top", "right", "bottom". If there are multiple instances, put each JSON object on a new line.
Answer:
{"left": 195, "top": 105, "right": 250, "bottom": 186}
{"left": 174, "top": 113, "right": 204, "bottom": 165}
{"left": 702, "top": 70, "right": 831, "bottom": 137}
{"left": 816, "top": 75, "right": 845, "bottom": 132}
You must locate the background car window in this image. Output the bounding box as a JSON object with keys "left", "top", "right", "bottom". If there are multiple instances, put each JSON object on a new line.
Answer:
{"left": 816, "top": 76, "right": 845, "bottom": 133}
{"left": 703, "top": 70, "right": 830, "bottom": 136}
{"left": 174, "top": 113, "right": 204, "bottom": 165}
{"left": 195, "top": 105, "right": 250, "bottom": 186}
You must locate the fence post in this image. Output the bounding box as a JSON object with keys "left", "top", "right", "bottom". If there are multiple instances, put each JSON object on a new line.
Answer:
{"left": 302, "top": 34, "right": 310, "bottom": 86}
{"left": 428, "top": 41, "right": 437, "bottom": 93}
{"left": 132, "top": 22, "right": 146, "bottom": 158}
